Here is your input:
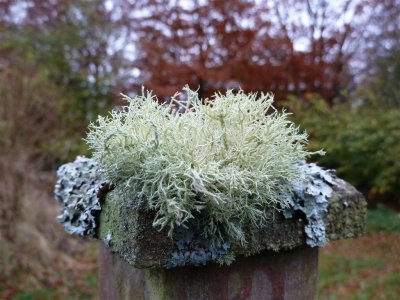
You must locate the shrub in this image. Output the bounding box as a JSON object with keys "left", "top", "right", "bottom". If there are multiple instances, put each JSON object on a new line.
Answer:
{"left": 367, "top": 204, "right": 400, "bottom": 234}
{"left": 86, "top": 87, "right": 318, "bottom": 243}
{"left": 0, "top": 68, "right": 93, "bottom": 285}
{"left": 285, "top": 96, "right": 400, "bottom": 206}
{"left": 0, "top": 68, "right": 89, "bottom": 167}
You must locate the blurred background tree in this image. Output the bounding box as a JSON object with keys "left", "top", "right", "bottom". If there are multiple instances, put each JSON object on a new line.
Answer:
{"left": 0, "top": 0, "right": 133, "bottom": 164}
{"left": 0, "top": 0, "right": 132, "bottom": 117}
{"left": 361, "top": 47, "right": 400, "bottom": 107}
{"left": 0, "top": 1, "right": 130, "bottom": 295}
{"left": 128, "top": 0, "right": 360, "bottom": 101}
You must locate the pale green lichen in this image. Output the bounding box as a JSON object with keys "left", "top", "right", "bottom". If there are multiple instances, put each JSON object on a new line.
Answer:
{"left": 86, "top": 86, "right": 321, "bottom": 244}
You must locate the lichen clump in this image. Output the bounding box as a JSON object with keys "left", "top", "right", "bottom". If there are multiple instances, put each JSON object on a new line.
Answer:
{"left": 86, "top": 87, "right": 316, "bottom": 243}
{"left": 54, "top": 156, "right": 110, "bottom": 238}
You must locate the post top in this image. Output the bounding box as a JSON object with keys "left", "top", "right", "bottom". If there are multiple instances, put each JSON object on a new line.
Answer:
{"left": 55, "top": 157, "right": 367, "bottom": 269}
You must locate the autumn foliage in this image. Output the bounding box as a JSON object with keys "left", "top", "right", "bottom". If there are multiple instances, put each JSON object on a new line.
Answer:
{"left": 1, "top": 0, "right": 399, "bottom": 103}
{"left": 127, "top": 0, "right": 399, "bottom": 102}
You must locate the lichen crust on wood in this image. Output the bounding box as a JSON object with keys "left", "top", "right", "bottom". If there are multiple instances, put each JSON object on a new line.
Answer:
{"left": 95, "top": 162, "right": 366, "bottom": 268}
{"left": 55, "top": 156, "right": 366, "bottom": 268}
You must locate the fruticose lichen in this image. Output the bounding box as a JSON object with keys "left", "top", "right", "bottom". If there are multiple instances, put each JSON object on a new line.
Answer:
{"left": 54, "top": 156, "right": 110, "bottom": 238}
{"left": 86, "top": 86, "right": 322, "bottom": 244}
{"left": 283, "top": 162, "right": 336, "bottom": 247}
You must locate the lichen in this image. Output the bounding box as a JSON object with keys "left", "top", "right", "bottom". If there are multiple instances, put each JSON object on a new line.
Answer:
{"left": 54, "top": 156, "right": 110, "bottom": 238}
{"left": 86, "top": 86, "right": 322, "bottom": 244}
{"left": 52, "top": 87, "right": 367, "bottom": 268}
{"left": 283, "top": 162, "right": 336, "bottom": 247}
{"left": 54, "top": 154, "right": 366, "bottom": 268}
{"left": 167, "top": 226, "right": 233, "bottom": 268}
{"left": 54, "top": 155, "right": 338, "bottom": 253}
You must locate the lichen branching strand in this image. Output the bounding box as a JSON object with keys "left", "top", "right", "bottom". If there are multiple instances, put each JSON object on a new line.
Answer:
{"left": 86, "top": 86, "right": 318, "bottom": 243}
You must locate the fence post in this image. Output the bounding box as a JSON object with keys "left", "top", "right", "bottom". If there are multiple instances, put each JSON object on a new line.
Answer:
{"left": 99, "top": 243, "right": 318, "bottom": 300}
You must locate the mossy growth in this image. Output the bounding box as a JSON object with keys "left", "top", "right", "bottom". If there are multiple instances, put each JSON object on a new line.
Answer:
{"left": 86, "top": 86, "right": 320, "bottom": 244}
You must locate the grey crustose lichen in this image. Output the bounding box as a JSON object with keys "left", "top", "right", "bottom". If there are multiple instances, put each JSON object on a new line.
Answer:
{"left": 54, "top": 156, "right": 110, "bottom": 238}
{"left": 167, "top": 226, "right": 233, "bottom": 268}
{"left": 283, "top": 162, "right": 336, "bottom": 247}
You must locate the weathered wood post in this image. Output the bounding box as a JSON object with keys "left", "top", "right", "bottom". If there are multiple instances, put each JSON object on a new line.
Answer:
{"left": 96, "top": 174, "right": 366, "bottom": 300}
{"left": 99, "top": 244, "right": 318, "bottom": 299}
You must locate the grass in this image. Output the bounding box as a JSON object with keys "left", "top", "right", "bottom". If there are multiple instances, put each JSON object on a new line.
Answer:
{"left": 1, "top": 241, "right": 98, "bottom": 300}
{"left": 2, "top": 271, "right": 98, "bottom": 300}
{"left": 319, "top": 233, "right": 400, "bottom": 299}
{"left": 319, "top": 204, "right": 400, "bottom": 299}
